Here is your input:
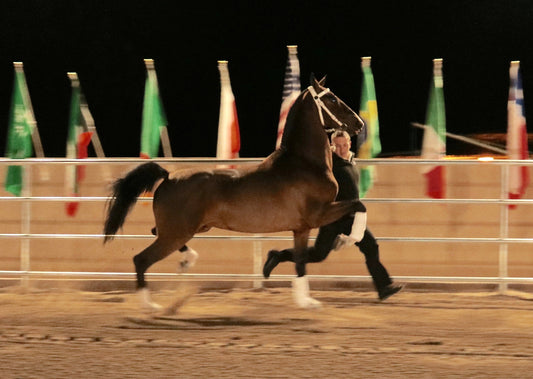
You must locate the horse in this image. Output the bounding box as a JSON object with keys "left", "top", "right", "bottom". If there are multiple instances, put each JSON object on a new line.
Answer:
{"left": 103, "top": 75, "right": 365, "bottom": 311}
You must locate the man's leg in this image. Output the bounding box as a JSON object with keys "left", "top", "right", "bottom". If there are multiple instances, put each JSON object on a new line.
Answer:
{"left": 263, "top": 223, "right": 341, "bottom": 278}
{"left": 356, "top": 229, "right": 402, "bottom": 300}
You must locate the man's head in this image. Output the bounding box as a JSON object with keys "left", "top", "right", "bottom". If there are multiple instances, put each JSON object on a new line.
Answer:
{"left": 331, "top": 130, "right": 352, "bottom": 160}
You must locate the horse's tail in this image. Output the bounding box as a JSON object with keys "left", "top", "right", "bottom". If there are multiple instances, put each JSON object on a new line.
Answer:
{"left": 103, "top": 162, "right": 169, "bottom": 243}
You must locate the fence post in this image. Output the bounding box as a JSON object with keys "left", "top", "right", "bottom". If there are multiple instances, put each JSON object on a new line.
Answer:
{"left": 253, "top": 239, "right": 263, "bottom": 289}
{"left": 499, "top": 164, "right": 509, "bottom": 293}
{"left": 20, "top": 164, "right": 32, "bottom": 288}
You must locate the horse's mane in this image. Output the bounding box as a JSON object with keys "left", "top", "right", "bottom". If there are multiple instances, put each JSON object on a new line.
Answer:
{"left": 279, "top": 88, "right": 309, "bottom": 151}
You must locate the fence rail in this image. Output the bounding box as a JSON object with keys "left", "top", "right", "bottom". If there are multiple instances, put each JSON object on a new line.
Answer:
{"left": 1, "top": 157, "right": 532, "bottom": 292}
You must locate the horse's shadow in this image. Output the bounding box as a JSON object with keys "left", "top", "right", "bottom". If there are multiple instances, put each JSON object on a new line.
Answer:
{"left": 121, "top": 314, "right": 313, "bottom": 330}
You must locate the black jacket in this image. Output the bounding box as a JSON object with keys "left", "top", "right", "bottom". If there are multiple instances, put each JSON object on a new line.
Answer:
{"left": 332, "top": 153, "right": 359, "bottom": 202}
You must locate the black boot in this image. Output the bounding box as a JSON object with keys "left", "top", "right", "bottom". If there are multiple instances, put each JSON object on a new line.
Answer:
{"left": 378, "top": 284, "right": 403, "bottom": 301}
{"left": 263, "top": 250, "right": 281, "bottom": 278}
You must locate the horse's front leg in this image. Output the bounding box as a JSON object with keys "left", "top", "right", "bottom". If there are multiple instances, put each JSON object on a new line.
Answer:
{"left": 291, "top": 229, "right": 321, "bottom": 309}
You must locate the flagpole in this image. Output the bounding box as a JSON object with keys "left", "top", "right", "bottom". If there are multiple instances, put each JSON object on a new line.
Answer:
{"left": 160, "top": 126, "right": 173, "bottom": 158}
{"left": 499, "top": 164, "right": 509, "bottom": 293}
{"left": 20, "top": 163, "right": 31, "bottom": 289}
{"left": 411, "top": 122, "right": 508, "bottom": 155}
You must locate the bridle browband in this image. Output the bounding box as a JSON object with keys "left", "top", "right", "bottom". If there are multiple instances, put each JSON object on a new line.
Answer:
{"left": 307, "top": 85, "right": 345, "bottom": 132}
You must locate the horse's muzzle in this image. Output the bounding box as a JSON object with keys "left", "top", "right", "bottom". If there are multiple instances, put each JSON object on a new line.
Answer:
{"left": 344, "top": 116, "right": 365, "bottom": 136}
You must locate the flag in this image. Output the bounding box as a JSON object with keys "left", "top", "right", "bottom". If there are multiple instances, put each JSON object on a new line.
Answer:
{"left": 276, "top": 45, "right": 301, "bottom": 149}
{"left": 140, "top": 59, "right": 167, "bottom": 159}
{"left": 507, "top": 61, "right": 529, "bottom": 209}
{"left": 65, "top": 73, "right": 93, "bottom": 217}
{"left": 216, "top": 60, "right": 240, "bottom": 162}
{"left": 356, "top": 57, "right": 381, "bottom": 198}
{"left": 421, "top": 58, "right": 446, "bottom": 199}
{"left": 4, "top": 63, "right": 35, "bottom": 196}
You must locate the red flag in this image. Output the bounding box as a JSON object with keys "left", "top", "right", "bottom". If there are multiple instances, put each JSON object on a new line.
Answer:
{"left": 66, "top": 131, "right": 93, "bottom": 216}
{"left": 507, "top": 61, "right": 529, "bottom": 209}
{"left": 424, "top": 166, "right": 445, "bottom": 199}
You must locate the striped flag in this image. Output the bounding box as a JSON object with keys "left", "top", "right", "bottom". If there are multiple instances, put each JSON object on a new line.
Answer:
{"left": 507, "top": 61, "right": 529, "bottom": 209}
{"left": 4, "top": 63, "right": 36, "bottom": 196}
{"left": 216, "top": 60, "right": 240, "bottom": 163}
{"left": 65, "top": 72, "right": 93, "bottom": 217}
{"left": 140, "top": 59, "right": 167, "bottom": 159}
{"left": 421, "top": 58, "right": 446, "bottom": 199}
{"left": 356, "top": 57, "right": 381, "bottom": 198}
{"left": 276, "top": 45, "right": 301, "bottom": 149}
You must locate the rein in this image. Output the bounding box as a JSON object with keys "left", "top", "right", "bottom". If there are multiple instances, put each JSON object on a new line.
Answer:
{"left": 307, "top": 86, "right": 344, "bottom": 132}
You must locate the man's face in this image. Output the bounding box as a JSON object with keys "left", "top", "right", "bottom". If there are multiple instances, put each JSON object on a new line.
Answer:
{"left": 332, "top": 136, "right": 351, "bottom": 160}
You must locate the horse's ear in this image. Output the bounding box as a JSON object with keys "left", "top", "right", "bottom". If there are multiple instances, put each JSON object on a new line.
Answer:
{"left": 310, "top": 73, "right": 326, "bottom": 90}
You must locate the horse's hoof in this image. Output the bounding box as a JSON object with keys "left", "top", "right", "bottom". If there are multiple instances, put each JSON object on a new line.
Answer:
{"left": 178, "top": 248, "right": 199, "bottom": 272}
{"left": 307, "top": 297, "right": 322, "bottom": 309}
{"left": 141, "top": 302, "right": 163, "bottom": 313}
{"left": 295, "top": 296, "right": 322, "bottom": 309}
{"left": 138, "top": 288, "right": 163, "bottom": 312}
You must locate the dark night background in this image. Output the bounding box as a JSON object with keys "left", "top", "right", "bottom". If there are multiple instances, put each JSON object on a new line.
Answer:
{"left": 1, "top": 0, "right": 532, "bottom": 158}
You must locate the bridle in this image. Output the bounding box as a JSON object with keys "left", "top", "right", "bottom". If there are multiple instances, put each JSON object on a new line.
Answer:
{"left": 307, "top": 85, "right": 345, "bottom": 132}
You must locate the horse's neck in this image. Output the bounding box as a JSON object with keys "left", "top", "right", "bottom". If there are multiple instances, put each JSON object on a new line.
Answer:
{"left": 282, "top": 96, "right": 332, "bottom": 168}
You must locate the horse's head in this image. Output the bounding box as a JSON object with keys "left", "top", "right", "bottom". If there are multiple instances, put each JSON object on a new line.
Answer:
{"left": 307, "top": 74, "right": 364, "bottom": 136}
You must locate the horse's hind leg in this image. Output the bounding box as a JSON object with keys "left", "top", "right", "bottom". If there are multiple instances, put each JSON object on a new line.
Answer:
{"left": 150, "top": 227, "right": 198, "bottom": 272}
{"left": 133, "top": 236, "right": 189, "bottom": 311}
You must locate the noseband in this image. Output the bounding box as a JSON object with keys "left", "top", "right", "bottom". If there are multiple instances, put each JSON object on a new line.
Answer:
{"left": 307, "top": 86, "right": 345, "bottom": 132}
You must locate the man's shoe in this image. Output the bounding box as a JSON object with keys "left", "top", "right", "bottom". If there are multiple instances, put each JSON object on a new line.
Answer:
{"left": 378, "top": 284, "right": 403, "bottom": 301}
{"left": 263, "top": 250, "right": 280, "bottom": 279}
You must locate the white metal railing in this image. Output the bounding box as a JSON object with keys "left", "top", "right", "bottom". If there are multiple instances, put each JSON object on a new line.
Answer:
{"left": 1, "top": 157, "right": 533, "bottom": 292}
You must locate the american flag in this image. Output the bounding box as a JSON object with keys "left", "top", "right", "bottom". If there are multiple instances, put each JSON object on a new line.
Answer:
{"left": 276, "top": 45, "right": 301, "bottom": 149}
{"left": 507, "top": 61, "right": 529, "bottom": 209}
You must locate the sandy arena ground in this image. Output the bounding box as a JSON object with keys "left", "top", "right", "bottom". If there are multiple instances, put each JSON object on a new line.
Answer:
{"left": 1, "top": 284, "right": 533, "bottom": 378}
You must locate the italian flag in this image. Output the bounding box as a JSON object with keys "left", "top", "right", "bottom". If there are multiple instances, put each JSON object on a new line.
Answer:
{"left": 65, "top": 73, "right": 93, "bottom": 217}
{"left": 421, "top": 59, "right": 446, "bottom": 199}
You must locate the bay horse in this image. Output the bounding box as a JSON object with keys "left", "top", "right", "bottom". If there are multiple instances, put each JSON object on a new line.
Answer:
{"left": 103, "top": 75, "right": 365, "bottom": 310}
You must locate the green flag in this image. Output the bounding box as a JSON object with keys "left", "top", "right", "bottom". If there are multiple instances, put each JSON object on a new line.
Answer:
{"left": 140, "top": 59, "right": 167, "bottom": 159}
{"left": 356, "top": 57, "right": 381, "bottom": 198}
{"left": 4, "top": 64, "right": 34, "bottom": 196}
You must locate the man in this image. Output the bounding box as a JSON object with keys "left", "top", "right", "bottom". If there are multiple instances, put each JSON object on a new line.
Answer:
{"left": 263, "top": 130, "right": 402, "bottom": 301}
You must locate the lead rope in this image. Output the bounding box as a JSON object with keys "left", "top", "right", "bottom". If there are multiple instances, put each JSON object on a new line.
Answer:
{"left": 307, "top": 86, "right": 344, "bottom": 131}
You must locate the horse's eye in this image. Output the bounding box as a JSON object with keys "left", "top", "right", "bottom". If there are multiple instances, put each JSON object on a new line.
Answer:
{"left": 330, "top": 97, "right": 337, "bottom": 103}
